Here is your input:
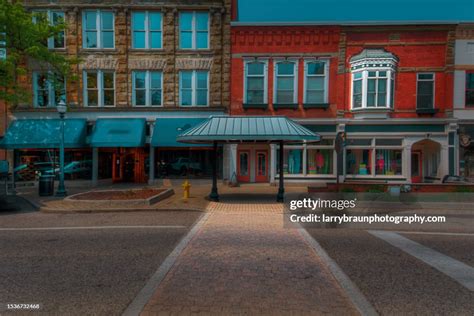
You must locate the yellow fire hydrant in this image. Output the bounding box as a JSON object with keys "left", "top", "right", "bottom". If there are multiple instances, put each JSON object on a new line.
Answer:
{"left": 182, "top": 180, "right": 191, "bottom": 199}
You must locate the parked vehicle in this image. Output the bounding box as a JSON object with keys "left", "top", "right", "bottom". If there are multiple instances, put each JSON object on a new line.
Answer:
{"left": 169, "top": 158, "right": 202, "bottom": 175}
{"left": 45, "top": 160, "right": 92, "bottom": 179}
{"left": 442, "top": 175, "right": 472, "bottom": 184}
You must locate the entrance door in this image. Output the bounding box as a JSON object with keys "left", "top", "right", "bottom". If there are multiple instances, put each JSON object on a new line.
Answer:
{"left": 255, "top": 150, "right": 268, "bottom": 182}
{"left": 237, "top": 150, "right": 250, "bottom": 182}
{"left": 411, "top": 151, "right": 422, "bottom": 183}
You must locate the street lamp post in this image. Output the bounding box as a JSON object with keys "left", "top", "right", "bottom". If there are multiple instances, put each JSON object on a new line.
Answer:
{"left": 56, "top": 101, "right": 67, "bottom": 197}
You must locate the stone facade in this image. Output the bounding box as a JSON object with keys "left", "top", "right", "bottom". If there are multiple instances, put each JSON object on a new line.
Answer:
{"left": 21, "top": 0, "right": 231, "bottom": 111}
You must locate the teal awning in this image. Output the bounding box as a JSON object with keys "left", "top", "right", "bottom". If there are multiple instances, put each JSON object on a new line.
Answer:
{"left": 0, "top": 119, "right": 87, "bottom": 149}
{"left": 151, "top": 118, "right": 210, "bottom": 147}
{"left": 177, "top": 116, "right": 320, "bottom": 144}
{"left": 90, "top": 118, "right": 146, "bottom": 148}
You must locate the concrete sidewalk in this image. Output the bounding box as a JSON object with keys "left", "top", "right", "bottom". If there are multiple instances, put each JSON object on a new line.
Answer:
{"left": 140, "top": 201, "right": 358, "bottom": 315}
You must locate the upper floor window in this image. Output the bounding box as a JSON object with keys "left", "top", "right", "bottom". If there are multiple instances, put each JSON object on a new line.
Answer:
{"left": 33, "top": 72, "right": 66, "bottom": 107}
{"left": 179, "top": 70, "right": 209, "bottom": 106}
{"left": 132, "top": 11, "right": 162, "bottom": 49}
{"left": 466, "top": 72, "right": 474, "bottom": 107}
{"left": 349, "top": 49, "right": 398, "bottom": 110}
{"left": 304, "top": 60, "right": 328, "bottom": 104}
{"left": 274, "top": 61, "right": 297, "bottom": 104}
{"left": 83, "top": 70, "right": 115, "bottom": 107}
{"left": 416, "top": 73, "right": 435, "bottom": 109}
{"left": 83, "top": 10, "right": 114, "bottom": 49}
{"left": 132, "top": 71, "right": 162, "bottom": 106}
{"left": 32, "top": 10, "right": 65, "bottom": 49}
{"left": 244, "top": 61, "right": 268, "bottom": 104}
{"left": 179, "top": 12, "right": 209, "bottom": 49}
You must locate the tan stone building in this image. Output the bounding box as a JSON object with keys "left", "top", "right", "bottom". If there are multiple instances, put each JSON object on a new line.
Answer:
{"left": 6, "top": 0, "right": 231, "bottom": 184}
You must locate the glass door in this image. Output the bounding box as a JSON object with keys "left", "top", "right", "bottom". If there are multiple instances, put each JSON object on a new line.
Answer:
{"left": 237, "top": 150, "right": 250, "bottom": 182}
{"left": 255, "top": 150, "right": 268, "bottom": 182}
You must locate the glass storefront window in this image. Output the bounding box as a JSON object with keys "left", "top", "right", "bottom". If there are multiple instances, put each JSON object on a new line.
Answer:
{"left": 346, "top": 149, "right": 372, "bottom": 175}
{"left": 375, "top": 149, "right": 402, "bottom": 175}
{"left": 307, "top": 149, "right": 332, "bottom": 174}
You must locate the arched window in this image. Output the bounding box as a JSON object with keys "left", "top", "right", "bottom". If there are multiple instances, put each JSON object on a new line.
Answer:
{"left": 274, "top": 60, "right": 297, "bottom": 104}
{"left": 244, "top": 60, "right": 268, "bottom": 105}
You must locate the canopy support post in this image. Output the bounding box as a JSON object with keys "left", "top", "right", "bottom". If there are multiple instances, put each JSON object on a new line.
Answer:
{"left": 277, "top": 141, "right": 284, "bottom": 202}
{"left": 209, "top": 141, "right": 219, "bottom": 202}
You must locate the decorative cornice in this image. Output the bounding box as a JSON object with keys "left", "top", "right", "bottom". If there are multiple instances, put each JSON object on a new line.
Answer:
{"left": 176, "top": 58, "right": 213, "bottom": 70}
{"left": 128, "top": 59, "right": 167, "bottom": 70}
{"left": 80, "top": 57, "right": 119, "bottom": 70}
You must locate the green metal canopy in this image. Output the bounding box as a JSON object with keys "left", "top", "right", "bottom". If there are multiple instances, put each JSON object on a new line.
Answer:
{"left": 0, "top": 119, "right": 87, "bottom": 149}
{"left": 90, "top": 118, "right": 146, "bottom": 148}
{"left": 176, "top": 116, "right": 320, "bottom": 144}
{"left": 152, "top": 117, "right": 210, "bottom": 147}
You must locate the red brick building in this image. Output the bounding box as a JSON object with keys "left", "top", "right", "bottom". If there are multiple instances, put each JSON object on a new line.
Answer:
{"left": 225, "top": 23, "right": 458, "bottom": 184}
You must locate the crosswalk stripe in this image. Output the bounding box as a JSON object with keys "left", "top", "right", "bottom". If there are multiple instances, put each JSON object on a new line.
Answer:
{"left": 369, "top": 230, "right": 474, "bottom": 291}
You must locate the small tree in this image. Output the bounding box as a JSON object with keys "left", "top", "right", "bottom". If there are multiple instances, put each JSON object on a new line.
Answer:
{"left": 0, "top": 0, "right": 78, "bottom": 107}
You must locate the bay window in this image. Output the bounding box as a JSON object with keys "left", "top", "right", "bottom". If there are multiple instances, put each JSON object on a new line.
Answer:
{"left": 33, "top": 72, "right": 66, "bottom": 107}
{"left": 349, "top": 49, "right": 398, "bottom": 110}
{"left": 83, "top": 10, "right": 114, "bottom": 49}
{"left": 83, "top": 70, "right": 115, "bottom": 107}
{"left": 274, "top": 61, "right": 297, "bottom": 104}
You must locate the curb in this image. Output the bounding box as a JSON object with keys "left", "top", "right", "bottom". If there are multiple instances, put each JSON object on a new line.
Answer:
{"left": 40, "top": 207, "right": 205, "bottom": 214}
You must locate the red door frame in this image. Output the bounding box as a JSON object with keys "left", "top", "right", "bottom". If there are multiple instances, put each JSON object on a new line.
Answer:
{"left": 237, "top": 150, "right": 250, "bottom": 182}
{"left": 411, "top": 151, "right": 423, "bottom": 183}
{"left": 255, "top": 150, "right": 268, "bottom": 183}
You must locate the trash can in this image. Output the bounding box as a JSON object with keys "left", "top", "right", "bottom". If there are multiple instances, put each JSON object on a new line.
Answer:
{"left": 39, "top": 175, "right": 55, "bottom": 196}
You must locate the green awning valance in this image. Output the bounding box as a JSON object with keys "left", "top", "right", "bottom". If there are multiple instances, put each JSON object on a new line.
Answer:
{"left": 152, "top": 118, "right": 210, "bottom": 147}
{"left": 177, "top": 116, "right": 320, "bottom": 144}
{"left": 90, "top": 118, "right": 146, "bottom": 148}
{"left": 0, "top": 119, "right": 87, "bottom": 149}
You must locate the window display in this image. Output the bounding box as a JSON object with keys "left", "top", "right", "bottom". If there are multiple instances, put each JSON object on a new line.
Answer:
{"left": 307, "top": 149, "right": 332, "bottom": 174}
{"left": 346, "top": 149, "right": 371, "bottom": 175}
{"left": 375, "top": 149, "right": 402, "bottom": 175}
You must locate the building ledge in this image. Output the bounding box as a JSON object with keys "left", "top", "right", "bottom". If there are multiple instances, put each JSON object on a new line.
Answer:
{"left": 243, "top": 103, "right": 268, "bottom": 110}
{"left": 273, "top": 103, "right": 298, "bottom": 110}
{"left": 416, "top": 108, "right": 439, "bottom": 115}
{"left": 303, "top": 103, "right": 330, "bottom": 110}
{"left": 351, "top": 108, "right": 392, "bottom": 119}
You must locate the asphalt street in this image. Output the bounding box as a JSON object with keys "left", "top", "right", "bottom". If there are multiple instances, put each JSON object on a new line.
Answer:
{"left": 305, "top": 212, "right": 474, "bottom": 315}
{"left": 0, "top": 210, "right": 202, "bottom": 315}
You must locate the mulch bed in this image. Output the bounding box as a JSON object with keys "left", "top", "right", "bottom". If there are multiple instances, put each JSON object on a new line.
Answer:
{"left": 70, "top": 189, "right": 167, "bottom": 201}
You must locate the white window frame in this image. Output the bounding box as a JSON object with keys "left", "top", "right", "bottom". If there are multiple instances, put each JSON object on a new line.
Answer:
{"left": 243, "top": 59, "right": 268, "bottom": 104}
{"left": 179, "top": 11, "right": 210, "bottom": 50}
{"left": 132, "top": 71, "right": 163, "bottom": 107}
{"left": 179, "top": 70, "right": 209, "bottom": 107}
{"left": 82, "top": 10, "right": 115, "bottom": 49}
{"left": 273, "top": 59, "right": 298, "bottom": 104}
{"left": 350, "top": 68, "right": 394, "bottom": 110}
{"left": 33, "top": 72, "right": 66, "bottom": 107}
{"left": 32, "top": 10, "right": 66, "bottom": 49}
{"left": 303, "top": 59, "right": 329, "bottom": 104}
{"left": 83, "top": 70, "right": 115, "bottom": 107}
{"left": 416, "top": 72, "right": 435, "bottom": 109}
{"left": 131, "top": 11, "right": 163, "bottom": 49}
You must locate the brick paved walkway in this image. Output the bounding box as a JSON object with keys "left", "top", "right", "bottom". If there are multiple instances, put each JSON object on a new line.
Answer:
{"left": 141, "top": 201, "right": 358, "bottom": 315}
